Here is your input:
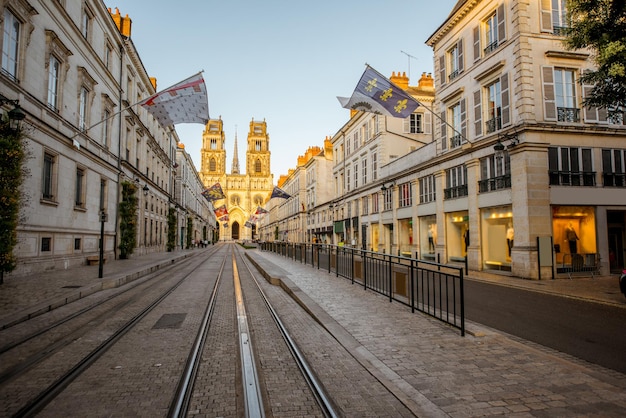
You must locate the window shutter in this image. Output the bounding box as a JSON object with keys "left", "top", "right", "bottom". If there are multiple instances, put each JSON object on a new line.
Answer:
{"left": 473, "top": 26, "right": 480, "bottom": 62}
{"left": 540, "top": 0, "right": 553, "bottom": 33}
{"left": 542, "top": 66, "right": 557, "bottom": 120}
{"left": 460, "top": 98, "right": 467, "bottom": 142}
{"left": 582, "top": 84, "right": 599, "bottom": 122}
{"left": 473, "top": 89, "right": 482, "bottom": 137}
{"left": 424, "top": 112, "right": 432, "bottom": 135}
{"left": 403, "top": 116, "right": 410, "bottom": 133}
{"left": 440, "top": 110, "right": 447, "bottom": 151}
{"left": 497, "top": 4, "right": 506, "bottom": 43}
{"left": 439, "top": 55, "right": 446, "bottom": 86}
{"left": 457, "top": 39, "right": 464, "bottom": 73}
{"left": 500, "top": 73, "right": 510, "bottom": 126}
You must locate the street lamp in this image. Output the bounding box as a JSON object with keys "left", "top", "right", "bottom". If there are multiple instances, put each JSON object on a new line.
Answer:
{"left": 0, "top": 93, "right": 26, "bottom": 131}
{"left": 143, "top": 184, "right": 149, "bottom": 196}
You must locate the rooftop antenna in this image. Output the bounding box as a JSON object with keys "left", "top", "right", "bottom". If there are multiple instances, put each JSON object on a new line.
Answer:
{"left": 400, "top": 50, "right": 417, "bottom": 81}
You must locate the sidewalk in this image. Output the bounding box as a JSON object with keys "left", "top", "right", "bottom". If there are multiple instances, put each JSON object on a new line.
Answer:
{"left": 1, "top": 245, "right": 624, "bottom": 330}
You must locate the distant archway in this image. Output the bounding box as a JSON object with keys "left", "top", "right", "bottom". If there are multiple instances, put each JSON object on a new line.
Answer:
{"left": 232, "top": 221, "right": 240, "bottom": 240}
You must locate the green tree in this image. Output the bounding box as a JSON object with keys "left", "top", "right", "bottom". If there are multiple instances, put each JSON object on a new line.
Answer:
{"left": 186, "top": 217, "right": 193, "bottom": 249}
{"left": 563, "top": 0, "right": 626, "bottom": 112}
{"left": 167, "top": 207, "right": 177, "bottom": 251}
{"left": 0, "top": 121, "right": 24, "bottom": 283}
{"left": 118, "top": 182, "right": 138, "bottom": 259}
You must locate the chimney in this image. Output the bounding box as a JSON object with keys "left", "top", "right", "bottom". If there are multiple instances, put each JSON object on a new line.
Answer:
{"left": 390, "top": 71, "right": 409, "bottom": 90}
{"left": 109, "top": 7, "right": 132, "bottom": 37}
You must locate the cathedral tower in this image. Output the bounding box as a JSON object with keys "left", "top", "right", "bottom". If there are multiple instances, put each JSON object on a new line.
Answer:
{"left": 199, "top": 117, "right": 226, "bottom": 186}
{"left": 246, "top": 119, "right": 271, "bottom": 177}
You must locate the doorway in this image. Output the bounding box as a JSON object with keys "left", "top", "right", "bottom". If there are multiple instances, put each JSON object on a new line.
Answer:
{"left": 232, "top": 221, "right": 240, "bottom": 240}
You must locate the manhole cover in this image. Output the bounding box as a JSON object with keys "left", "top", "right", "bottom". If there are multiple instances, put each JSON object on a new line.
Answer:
{"left": 153, "top": 313, "right": 187, "bottom": 329}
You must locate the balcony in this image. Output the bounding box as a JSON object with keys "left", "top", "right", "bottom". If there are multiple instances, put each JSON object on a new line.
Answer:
{"left": 450, "top": 134, "right": 463, "bottom": 148}
{"left": 483, "top": 40, "right": 498, "bottom": 55}
{"left": 448, "top": 69, "right": 459, "bottom": 81}
{"left": 486, "top": 117, "right": 502, "bottom": 134}
{"left": 478, "top": 174, "right": 511, "bottom": 193}
{"left": 549, "top": 171, "right": 596, "bottom": 186}
{"left": 602, "top": 172, "right": 626, "bottom": 187}
{"left": 553, "top": 26, "right": 568, "bottom": 36}
{"left": 444, "top": 184, "right": 468, "bottom": 200}
{"left": 557, "top": 107, "right": 580, "bottom": 122}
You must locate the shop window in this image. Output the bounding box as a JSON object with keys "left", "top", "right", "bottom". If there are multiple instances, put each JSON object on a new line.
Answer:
{"left": 419, "top": 216, "right": 437, "bottom": 260}
{"left": 551, "top": 206, "right": 597, "bottom": 267}
{"left": 481, "top": 206, "right": 513, "bottom": 271}
{"left": 446, "top": 212, "right": 469, "bottom": 262}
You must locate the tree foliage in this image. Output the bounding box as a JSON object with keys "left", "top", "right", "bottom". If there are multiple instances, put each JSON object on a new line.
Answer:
{"left": 563, "top": 0, "right": 626, "bottom": 111}
{"left": 167, "top": 207, "right": 177, "bottom": 252}
{"left": 186, "top": 217, "right": 193, "bottom": 249}
{"left": 118, "top": 181, "right": 138, "bottom": 259}
{"left": 0, "top": 121, "right": 24, "bottom": 282}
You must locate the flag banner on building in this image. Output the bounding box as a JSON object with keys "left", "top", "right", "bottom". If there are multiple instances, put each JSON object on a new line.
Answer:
{"left": 270, "top": 186, "right": 291, "bottom": 199}
{"left": 139, "top": 72, "right": 209, "bottom": 127}
{"left": 202, "top": 183, "right": 226, "bottom": 202}
{"left": 337, "top": 65, "right": 419, "bottom": 118}
{"left": 219, "top": 214, "right": 229, "bottom": 221}
{"left": 248, "top": 215, "right": 258, "bottom": 223}
{"left": 255, "top": 206, "right": 269, "bottom": 215}
{"left": 214, "top": 204, "right": 228, "bottom": 218}
{"left": 244, "top": 221, "right": 252, "bottom": 228}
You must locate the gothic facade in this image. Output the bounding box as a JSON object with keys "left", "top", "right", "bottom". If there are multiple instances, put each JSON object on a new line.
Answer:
{"left": 200, "top": 118, "right": 273, "bottom": 240}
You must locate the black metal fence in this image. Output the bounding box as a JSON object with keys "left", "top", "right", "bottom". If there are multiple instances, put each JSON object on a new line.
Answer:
{"left": 260, "top": 242, "right": 465, "bottom": 336}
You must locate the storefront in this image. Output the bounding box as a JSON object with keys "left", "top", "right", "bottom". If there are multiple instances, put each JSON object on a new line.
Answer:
{"left": 551, "top": 206, "right": 596, "bottom": 266}
{"left": 446, "top": 211, "right": 469, "bottom": 263}
{"left": 419, "top": 215, "right": 437, "bottom": 261}
{"left": 370, "top": 222, "right": 379, "bottom": 252}
{"left": 398, "top": 218, "right": 413, "bottom": 257}
{"left": 480, "top": 206, "right": 513, "bottom": 272}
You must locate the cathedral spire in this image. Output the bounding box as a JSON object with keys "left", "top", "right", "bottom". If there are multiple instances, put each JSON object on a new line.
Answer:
{"left": 231, "top": 126, "right": 240, "bottom": 174}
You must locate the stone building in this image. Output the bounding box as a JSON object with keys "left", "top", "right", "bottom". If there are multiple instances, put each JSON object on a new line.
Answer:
{"left": 199, "top": 118, "right": 273, "bottom": 241}
{"left": 1, "top": 3, "right": 212, "bottom": 276}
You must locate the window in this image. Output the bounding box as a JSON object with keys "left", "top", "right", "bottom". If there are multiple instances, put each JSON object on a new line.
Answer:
{"left": 383, "top": 188, "right": 392, "bottom": 211}
{"left": 209, "top": 158, "right": 216, "bottom": 172}
{"left": 255, "top": 158, "right": 261, "bottom": 173}
{"left": 255, "top": 140, "right": 262, "bottom": 151}
{"left": 602, "top": 149, "right": 626, "bottom": 187}
{"left": 361, "top": 158, "right": 367, "bottom": 186}
{"left": 405, "top": 113, "right": 423, "bottom": 133}
{"left": 555, "top": 68, "right": 579, "bottom": 122}
{"left": 74, "top": 238, "right": 81, "bottom": 250}
{"left": 448, "top": 40, "right": 463, "bottom": 81}
{"left": 2, "top": 9, "right": 20, "bottom": 79}
{"left": 479, "top": 154, "right": 511, "bottom": 192}
{"left": 353, "top": 162, "right": 358, "bottom": 189}
{"left": 450, "top": 102, "right": 463, "bottom": 147}
{"left": 102, "top": 109, "right": 110, "bottom": 146}
{"left": 210, "top": 139, "right": 217, "bottom": 149}
{"left": 445, "top": 165, "right": 468, "bottom": 199}
{"left": 473, "top": 4, "right": 505, "bottom": 61}
{"left": 371, "top": 192, "right": 379, "bottom": 213}
{"left": 105, "top": 42, "right": 112, "bottom": 70}
{"left": 486, "top": 80, "right": 502, "bottom": 133}
{"left": 75, "top": 167, "right": 86, "bottom": 207}
{"left": 42, "top": 152, "right": 56, "bottom": 200}
{"left": 371, "top": 151, "right": 378, "bottom": 180}
{"left": 79, "top": 87, "right": 88, "bottom": 131}
{"left": 363, "top": 122, "right": 370, "bottom": 142}
{"left": 41, "top": 237, "right": 51, "bottom": 252}
{"left": 551, "top": 0, "right": 568, "bottom": 34}
{"left": 362, "top": 196, "right": 369, "bottom": 215}
{"left": 81, "top": 7, "right": 91, "bottom": 39}
{"left": 346, "top": 167, "right": 351, "bottom": 192}
{"left": 398, "top": 182, "right": 412, "bottom": 207}
{"left": 419, "top": 175, "right": 435, "bottom": 204}
{"left": 548, "top": 147, "right": 594, "bottom": 186}
{"left": 47, "top": 55, "right": 60, "bottom": 110}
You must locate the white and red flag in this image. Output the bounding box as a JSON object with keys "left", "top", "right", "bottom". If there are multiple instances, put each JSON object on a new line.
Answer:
{"left": 140, "top": 72, "right": 209, "bottom": 127}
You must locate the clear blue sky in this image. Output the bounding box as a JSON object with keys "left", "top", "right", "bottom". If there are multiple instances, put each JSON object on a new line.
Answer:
{"left": 105, "top": 0, "right": 457, "bottom": 183}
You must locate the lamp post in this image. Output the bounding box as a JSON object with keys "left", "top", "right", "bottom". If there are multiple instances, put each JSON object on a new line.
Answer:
{"left": 98, "top": 210, "right": 108, "bottom": 278}
{"left": 0, "top": 94, "right": 26, "bottom": 131}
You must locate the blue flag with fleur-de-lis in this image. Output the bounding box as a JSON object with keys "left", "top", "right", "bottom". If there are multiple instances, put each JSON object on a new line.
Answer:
{"left": 338, "top": 65, "right": 419, "bottom": 118}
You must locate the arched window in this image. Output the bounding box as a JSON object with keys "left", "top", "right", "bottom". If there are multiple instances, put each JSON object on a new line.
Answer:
{"left": 255, "top": 158, "right": 262, "bottom": 173}
{"left": 209, "top": 158, "right": 216, "bottom": 172}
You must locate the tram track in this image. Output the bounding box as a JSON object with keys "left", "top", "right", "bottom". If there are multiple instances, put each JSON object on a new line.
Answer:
{"left": 1, "top": 243, "right": 343, "bottom": 417}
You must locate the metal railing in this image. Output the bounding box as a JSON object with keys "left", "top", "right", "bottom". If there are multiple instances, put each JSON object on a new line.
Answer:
{"left": 559, "top": 253, "right": 600, "bottom": 279}
{"left": 260, "top": 242, "right": 465, "bottom": 336}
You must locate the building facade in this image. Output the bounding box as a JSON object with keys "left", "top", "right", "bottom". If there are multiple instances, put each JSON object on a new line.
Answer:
{"left": 199, "top": 118, "right": 273, "bottom": 241}
{"left": 1, "top": 2, "right": 212, "bottom": 277}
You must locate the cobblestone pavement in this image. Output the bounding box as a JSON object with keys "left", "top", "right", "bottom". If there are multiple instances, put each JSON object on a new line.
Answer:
{"left": 1, "top": 244, "right": 625, "bottom": 416}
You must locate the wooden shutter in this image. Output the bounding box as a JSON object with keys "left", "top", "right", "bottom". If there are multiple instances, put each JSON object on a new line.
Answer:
{"left": 424, "top": 112, "right": 432, "bottom": 135}
{"left": 439, "top": 55, "right": 446, "bottom": 86}
{"left": 540, "top": 0, "right": 553, "bottom": 33}
{"left": 582, "top": 84, "right": 598, "bottom": 122}
{"left": 440, "top": 110, "right": 448, "bottom": 151}
{"left": 497, "top": 4, "right": 506, "bottom": 43}
{"left": 460, "top": 98, "right": 467, "bottom": 142}
{"left": 473, "top": 25, "right": 481, "bottom": 62}
{"left": 542, "top": 66, "right": 557, "bottom": 121}
{"left": 457, "top": 39, "right": 464, "bottom": 73}
{"left": 500, "top": 73, "right": 510, "bottom": 126}
{"left": 473, "top": 89, "right": 482, "bottom": 137}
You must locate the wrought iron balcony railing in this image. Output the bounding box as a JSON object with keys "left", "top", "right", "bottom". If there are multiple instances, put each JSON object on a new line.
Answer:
{"left": 602, "top": 172, "right": 626, "bottom": 187}
{"left": 478, "top": 174, "right": 511, "bottom": 193}
{"left": 444, "top": 184, "right": 469, "bottom": 200}
{"left": 549, "top": 171, "right": 596, "bottom": 186}
{"left": 557, "top": 107, "right": 580, "bottom": 122}
{"left": 486, "top": 116, "right": 502, "bottom": 133}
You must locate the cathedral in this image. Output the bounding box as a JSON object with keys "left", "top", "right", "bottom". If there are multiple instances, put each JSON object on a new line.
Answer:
{"left": 199, "top": 118, "right": 274, "bottom": 241}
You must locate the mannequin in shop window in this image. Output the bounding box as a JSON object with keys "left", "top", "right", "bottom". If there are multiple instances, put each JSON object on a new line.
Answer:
{"left": 566, "top": 222, "right": 579, "bottom": 254}
{"left": 428, "top": 224, "right": 436, "bottom": 253}
{"left": 506, "top": 222, "right": 514, "bottom": 258}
